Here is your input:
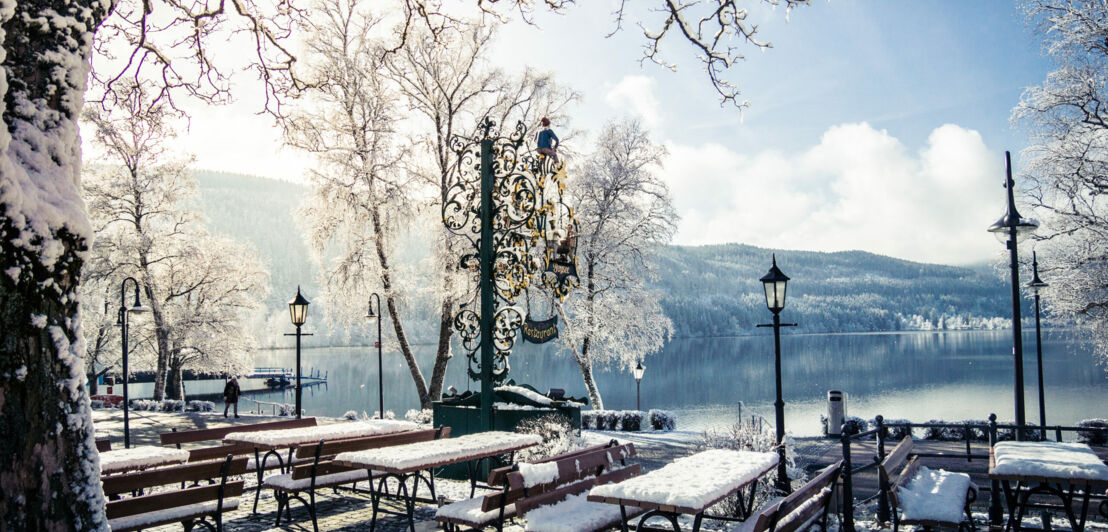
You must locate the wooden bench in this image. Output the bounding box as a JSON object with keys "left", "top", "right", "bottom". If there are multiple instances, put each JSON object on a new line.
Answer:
{"left": 878, "top": 438, "right": 977, "bottom": 532}
{"left": 436, "top": 440, "right": 641, "bottom": 532}
{"left": 737, "top": 461, "right": 842, "bottom": 532}
{"left": 101, "top": 455, "right": 247, "bottom": 532}
{"left": 263, "top": 426, "right": 450, "bottom": 532}
{"left": 95, "top": 437, "right": 112, "bottom": 452}
{"left": 159, "top": 417, "right": 317, "bottom": 467}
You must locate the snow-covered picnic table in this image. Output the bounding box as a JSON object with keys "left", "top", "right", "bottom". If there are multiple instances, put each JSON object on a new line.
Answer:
{"left": 588, "top": 449, "right": 779, "bottom": 531}
{"left": 990, "top": 441, "right": 1108, "bottom": 532}
{"left": 334, "top": 431, "right": 542, "bottom": 531}
{"left": 222, "top": 419, "right": 419, "bottom": 449}
{"left": 99, "top": 445, "right": 190, "bottom": 475}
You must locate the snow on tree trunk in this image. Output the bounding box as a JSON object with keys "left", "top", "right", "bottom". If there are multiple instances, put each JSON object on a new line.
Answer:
{"left": 577, "top": 338, "right": 604, "bottom": 410}
{"left": 428, "top": 299, "right": 453, "bottom": 401}
{"left": 0, "top": 0, "right": 112, "bottom": 528}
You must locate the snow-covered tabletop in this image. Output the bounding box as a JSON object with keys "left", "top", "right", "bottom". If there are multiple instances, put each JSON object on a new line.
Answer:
{"left": 222, "top": 419, "right": 419, "bottom": 449}
{"left": 588, "top": 449, "right": 779, "bottom": 513}
{"left": 99, "top": 445, "right": 190, "bottom": 475}
{"left": 335, "top": 431, "right": 542, "bottom": 473}
{"left": 990, "top": 441, "right": 1108, "bottom": 484}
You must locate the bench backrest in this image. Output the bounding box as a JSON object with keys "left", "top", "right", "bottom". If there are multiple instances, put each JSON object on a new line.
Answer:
{"left": 159, "top": 417, "right": 318, "bottom": 446}
{"left": 289, "top": 426, "right": 451, "bottom": 481}
{"left": 486, "top": 442, "right": 618, "bottom": 486}
{"left": 514, "top": 463, "right": 642, "bottom": 515}
{"left": 748, "top": 460, "right": 842, "bottom": 532}
{"left": 103, "top": 455, "right": 247, "bottom": 521}
{"left": 479, "top": 441, "right": 636, "bottom": 513}
{"left": 95, "top": 437, "right": 112, "bottom": 452}
{"left": 102, "top": 456, "right": 248, "bottom": 496}
{"left": 876, "top": 438, "right": 913, "bottom": 494}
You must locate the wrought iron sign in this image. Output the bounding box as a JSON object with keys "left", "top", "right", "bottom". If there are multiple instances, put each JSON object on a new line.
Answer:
{"left": 442, "top": 118, "right": 578, "bottom": 387}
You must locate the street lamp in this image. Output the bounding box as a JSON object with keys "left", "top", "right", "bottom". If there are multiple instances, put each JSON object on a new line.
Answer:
{"left": 632, "top": 361, "right": 645, "bottom": 411}
{"left": 367, "top": 293, "right": 384, "bottom": 419}
{"left": 757, "top": 254, "right": 796, "bottom": 495}
{"left": 987, "top": 151, "right": 1038, "bottom": 434}
{"left": 116, "top": 276, "right": 150, "bottom": 448}
{"left": 1028, "top": 252, "right": 1049, "bottom": 438}
{"left": 286, "top": 287, "right": 311, "bottom": 419}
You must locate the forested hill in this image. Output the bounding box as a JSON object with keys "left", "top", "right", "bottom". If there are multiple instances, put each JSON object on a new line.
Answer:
{"left": 192, "top": 171, "right": 1010, "bottom": 343}
{"left": 653, "top": 245, "right": 1008, "bottom": 338}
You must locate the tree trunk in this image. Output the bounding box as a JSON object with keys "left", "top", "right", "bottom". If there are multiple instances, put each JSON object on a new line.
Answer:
{"left": 166, "top": 356, "right": 185, "bottom": 401}
{"left": 369, "top": 206, "right": 431, "bottom": 409}
{"left": 575, "top": 338, "right": 604, "bottom": 410}
{"left": 427, "top": 298, "right": 453, "bottom": 402}
{"left": 0, "top": 0, "right": 113, "bottom": 528}
{"left": 143, "top": 281, "right": 170, "bottom": 401}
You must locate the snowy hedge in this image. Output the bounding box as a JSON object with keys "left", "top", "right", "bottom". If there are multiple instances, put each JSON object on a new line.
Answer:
{"left": 1078, "top": 419, "right": 1108, "bottom": 444}
{"left": 580, "top": 409, "right": 675, "bottom": 431}
{"left": 129, "top": 399, "right": 215, "bottom": 412}
{"left": 514, "top": 413, "right": 583, "bottom": 462}
{"left": 405, "top": 409, "right": 434, "bottom": 425}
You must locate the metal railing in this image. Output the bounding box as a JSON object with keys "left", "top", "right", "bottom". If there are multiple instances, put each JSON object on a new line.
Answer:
{"left": 838, "top": 413, "right": 1108, "bottom": 532}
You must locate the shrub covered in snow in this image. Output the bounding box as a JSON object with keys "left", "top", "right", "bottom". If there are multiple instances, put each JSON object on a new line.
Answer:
{"left": 580, "top": 410, "right": 664, "bottom": 431}
{"left": 514, "top": 413, "right": 584, "bottom": 462}
{"left": 649, "top": 409, "right": 676, "bottom": 431}
{"left": 871, "top": 418, "right": 913, "bottom": 441}
{"left": 187, "top": 400, "right": 215, "bottom": 412}
{"left": 1078, "top": 419, "right": 1108, "bottom": 445}
{"left": 819, "top": 414, "right": 867, "bottom": 437}
{"left": 620, "top": 411, "right": 644, "bottom": 432}
{"left": 699, "top": 420, "right": 802, "bottom": 514}
{"left": 372, "top": 410, "right": 396, "bottom": 420}
{"left": 405, "top": 408, "right": 434, "bottom": 425}
{"left": 343, "top": 410, "right": 359, "bottom": 420}
{"left": 278, "top": 404, "right": 296, "bottom": 417}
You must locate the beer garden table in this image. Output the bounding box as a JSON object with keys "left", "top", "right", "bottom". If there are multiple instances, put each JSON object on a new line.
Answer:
{"left": 989, "top": 441, "right": 1108, "bottom": 532}
{"left": 223, "top": 419, "right": 420, "bottom": 513}
{"left": 99, "top": 445, "right": 190, "bottom": 475}
{"left": 588, "top": 449, "right": 780, "bottom": 532}
{"left": 335, "top": 431, "right": 541, "bottom": 532}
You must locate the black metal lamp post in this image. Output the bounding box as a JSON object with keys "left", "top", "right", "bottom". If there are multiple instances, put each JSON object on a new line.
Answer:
{"left": 1028, "top": 252, "right": 1049, "bottom": 438}
{"left": 757, "top": 254, "right": 796, "bottom": 495}
{"left": 367, "top": 293, "right": 384, "bottom": 419}
{"left": 116, "top": 276, "right": 150, "bottom": 448}
{"left": 986, "top": 151, "right": 1038, "bottom": 434}
{"left": 633, "top": 361, "right": 645, "bottom": 411}
{"left": 286, "top": 287, "right": 311, "bottom": 419}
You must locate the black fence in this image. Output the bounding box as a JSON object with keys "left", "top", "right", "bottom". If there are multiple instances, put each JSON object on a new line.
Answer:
{"left": 838, "top": 413, "right": 1108, "bottom": 532}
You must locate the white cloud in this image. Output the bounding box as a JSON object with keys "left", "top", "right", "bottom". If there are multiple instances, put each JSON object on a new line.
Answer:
{"left": 605, "top": 75, "right": 662, "bottom": 129}
{"left": 662, "top": 122, "right": 1006, "bottom": 265}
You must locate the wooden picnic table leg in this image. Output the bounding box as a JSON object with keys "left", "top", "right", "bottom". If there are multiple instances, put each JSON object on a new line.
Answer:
{"left": 691, "top": 512, "right": 704, "bottom": 532}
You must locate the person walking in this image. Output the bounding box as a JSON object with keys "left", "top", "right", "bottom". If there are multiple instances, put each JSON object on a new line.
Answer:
{"left": 537, "top": 117, "right": 560, "bottom": 164}
{"left": 223, "top": 376, "right": 241, "bottom": 418}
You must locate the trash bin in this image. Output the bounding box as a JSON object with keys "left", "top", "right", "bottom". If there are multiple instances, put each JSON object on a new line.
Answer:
{"left": 827, "top": 390, "right": 846, "bottom": 437}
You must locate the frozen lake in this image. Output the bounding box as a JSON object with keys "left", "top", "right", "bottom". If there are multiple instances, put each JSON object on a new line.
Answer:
{"left": 168, "top": 328, "right": 1106, "bottom": 436}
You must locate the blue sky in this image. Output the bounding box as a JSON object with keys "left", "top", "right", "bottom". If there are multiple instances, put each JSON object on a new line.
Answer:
{"left": 156, "top": 1, "right": 1056, "bottom": 266}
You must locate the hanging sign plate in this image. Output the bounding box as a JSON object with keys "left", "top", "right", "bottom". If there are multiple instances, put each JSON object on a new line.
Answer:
{"left": 522, "top": 315, "right": 559, "bottom": 344}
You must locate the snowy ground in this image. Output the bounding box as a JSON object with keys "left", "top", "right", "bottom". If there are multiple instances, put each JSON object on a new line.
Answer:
{"left": 91, "top": 411, "right": 1108, "bottom": 531}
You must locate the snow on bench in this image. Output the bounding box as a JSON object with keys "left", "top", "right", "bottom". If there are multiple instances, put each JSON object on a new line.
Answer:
{"left": 100, "top": 445, "right": 190, "bottom": 474}
{"left": 223, "top": 419, "right": 419, "bottom": 448}
{"left": 897, "top": 466, "right": 974, "bottom": 524}
{"left": 589, "top": 449, "right": 778, "bottom": 512}
{"left": 991, "top": 441, "right": 1108, "bottom": 482}
{"left": 525, "top": 492, "right": 630, "bottom": 532}
{"left": 336, "top": 431, "right": 541, "bottom": 472}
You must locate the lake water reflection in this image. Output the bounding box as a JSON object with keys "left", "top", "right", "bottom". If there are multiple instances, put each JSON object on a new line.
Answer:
{"left": 222, "top": 329, "right": 1106, "bottom": 436}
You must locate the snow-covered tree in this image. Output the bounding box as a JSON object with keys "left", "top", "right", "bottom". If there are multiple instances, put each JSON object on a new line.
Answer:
{"left": 555, "top": 119, "right": 678, "bottom": 409}
{"left": 289, "top": 0, "right": 441, "bottom": 407}
{"left": 83, "top": 86, "right": 267, "bottom": 400}
{"left": 1015, "top": 0, "right": 1108, "bottom": 363}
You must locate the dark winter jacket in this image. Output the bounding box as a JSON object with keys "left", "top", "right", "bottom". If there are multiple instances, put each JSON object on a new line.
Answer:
{"left": 224, "top": 379, "right": 241, "bottom": 402}
{"left": 537, "top": 128, "right": 558, "bottom": 149}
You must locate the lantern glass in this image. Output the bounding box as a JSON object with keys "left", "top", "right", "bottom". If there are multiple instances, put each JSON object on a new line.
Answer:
{"left": 288, "top": 288, "right": 310, "bottom": 326}
{"left": 988, "top": 215, "right": 1039, "bottom": 244}
{"left": 633, "top": 362, "right": 645, "bottom": 382}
